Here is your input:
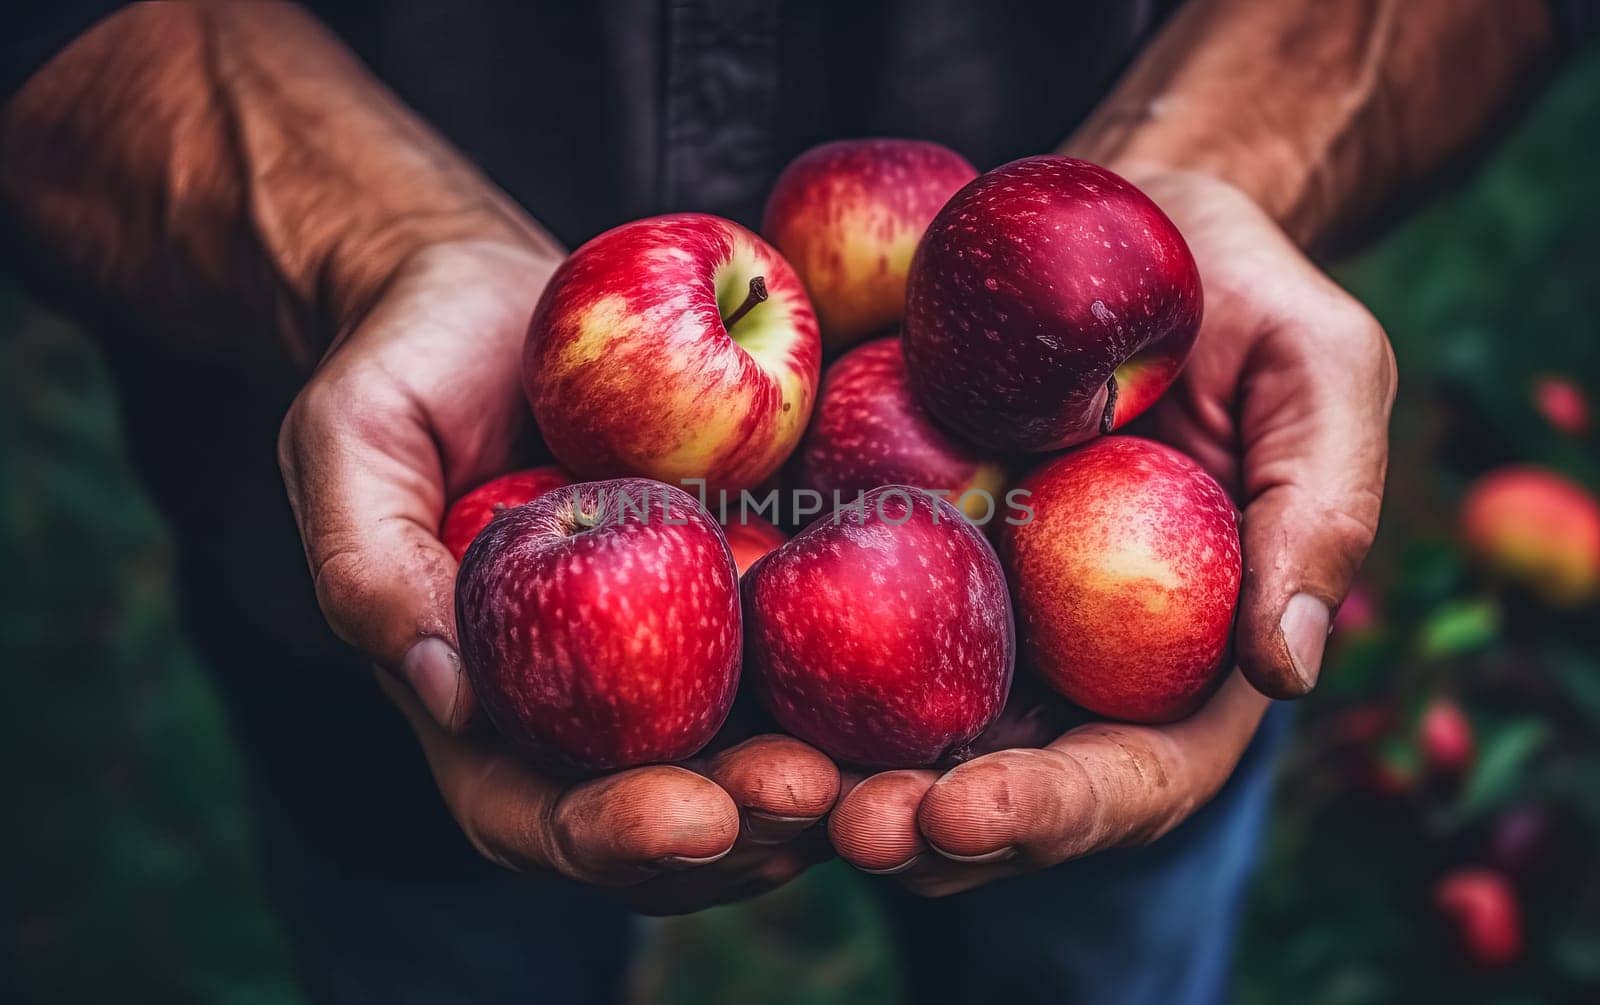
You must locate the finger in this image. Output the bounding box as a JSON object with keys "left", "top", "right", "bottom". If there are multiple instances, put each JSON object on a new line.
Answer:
{"left": 279, "top": 370, "right": 471, "bottom": 730}
{"left": 915, "top": 670, "right": 1269, "bottom": 866}
{"left": 379, "top": 672, "right": 740, "bottom": 885}
{"left": 553, "top": 768, "right": 742, "bottom": 878}
{"left": 706, "top": 734, "right": 841, "bottom": 844}
{"left": 829, "top": 769, "right": 939, "bottom": 874}
{"left": 1235, "top": 312, "right": 1397, "bottom": 697}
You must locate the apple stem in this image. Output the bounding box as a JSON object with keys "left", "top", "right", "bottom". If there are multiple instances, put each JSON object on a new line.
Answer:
{"left": 1100, "top": 374, "right": 1119, "bottom": 434}
{"left": 722, "top": 276, "right": 768, "bottom": 330}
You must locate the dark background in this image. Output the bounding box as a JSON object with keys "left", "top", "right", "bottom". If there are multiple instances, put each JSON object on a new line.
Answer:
{"left": 4, "top": 44, "right": 1598, "bottom": 1005}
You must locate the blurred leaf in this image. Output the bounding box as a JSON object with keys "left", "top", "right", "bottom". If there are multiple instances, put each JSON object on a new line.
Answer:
{"left": 1391, "top": 540, "right": 1468, "bottom": 614}
{"left": 1458, "top": 718, "right": 1551, "bottom": 817}
{"left": 1322, "top": 634, "right": 1397, "bottom": 697}
{"left": 1548, "top": 647, "right": 1600, "bottom": 727}
{"left": 1416, "top": 597, "right": 1501, "bottom": 659}
{"left": 1551, "top": 930, "right": 1600, "bottom": 983}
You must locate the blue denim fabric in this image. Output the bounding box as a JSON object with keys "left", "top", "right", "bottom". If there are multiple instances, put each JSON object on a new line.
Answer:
{"left": 876, "top": 701, "right": 1294, "bottom": 1005}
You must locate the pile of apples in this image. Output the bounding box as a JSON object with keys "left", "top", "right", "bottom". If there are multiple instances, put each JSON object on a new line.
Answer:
{"left": 448, "top": 140, "right": 1241, "bottom": 773}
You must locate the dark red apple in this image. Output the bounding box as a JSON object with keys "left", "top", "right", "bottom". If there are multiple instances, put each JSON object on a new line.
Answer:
{"left": 793, "top": 336, "right": 1007, "bottom": 522}
{"left": 742, "top": 486, "right": 1013, "bottom": 768}
{"left": 903, "top": 156, "right": 1201, "bottom": 452}
{"left": 455, "top": 478, "right": 741, "bottom": 771}
{"left": 1434, "top": 868, "right": 1523, "bottom": 968}
{"left": 1001, "top": 436, "right": 1240, "bottom": 722}
{"left": 721, "top": 513, "right": 787, "bottom": 576}
{"left": 441, "top": 466, "right": 573, "bottom": 561}
{"left": 763, "top": 139, "right": 977, "bottom": 353}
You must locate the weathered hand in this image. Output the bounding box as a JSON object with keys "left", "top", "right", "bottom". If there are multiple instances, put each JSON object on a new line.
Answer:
{"left": 829, "top": 168, "right": 1395, "bottom": 895}
{"left": 1127, "top": 167, "right": 1396, "bottom": 699}
{"left": 277, "top": 239, "right": 838, "bottom": 913}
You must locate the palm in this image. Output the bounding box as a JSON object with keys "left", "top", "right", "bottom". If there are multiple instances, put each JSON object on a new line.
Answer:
{"left": 329, "top": 241, "right": 552, "bottom": 511}
{"left": 1132, "top": 175, "right": 1318, "bottom": 498}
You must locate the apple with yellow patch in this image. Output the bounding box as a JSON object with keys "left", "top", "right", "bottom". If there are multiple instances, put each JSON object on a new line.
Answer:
{"left": 1461, "top": 465, "right": 1600, "bottom": 605}
{"left": 763, "top": 139, "right": 977, "bottom": 354}
{"left": 524, "top": 213, "right": 821, "bottom": 493}
{"left": 1001, "top": 436, "right": 1240, "bottom": 722}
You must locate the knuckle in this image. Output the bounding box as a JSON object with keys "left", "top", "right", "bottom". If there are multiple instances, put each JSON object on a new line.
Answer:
{"left": 1322, "top": 504, "right": 1381, "bottom": 570}
{"left": 450, "top": 757, "right": 534, "bottom": 873}
{"left": 309, "top": 541, "right": 377, "bottom": 642}
{"left": 1338, "top": 307, "right": 1397, "bottom": 391}
{"left": 548, "top": 805, "right": 604, "bottom": 881}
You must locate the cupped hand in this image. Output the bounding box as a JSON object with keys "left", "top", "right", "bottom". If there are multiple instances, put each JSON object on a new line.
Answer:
{"left": 831, "top": 168, "right": 1395, "bottom": 895}
{"left": 1131, "top": 168, "right": 1396, "bottom": 700}
{"left": 277, "top": 238, "right": 838, "bottom": 912}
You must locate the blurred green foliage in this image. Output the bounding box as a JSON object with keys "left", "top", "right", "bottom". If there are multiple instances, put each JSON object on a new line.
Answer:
{"left": 3, "top": 44, "right": 1598, "bottom": 1005}
{"left": 0, "top": 303, "right": 301, "bottom": 1001}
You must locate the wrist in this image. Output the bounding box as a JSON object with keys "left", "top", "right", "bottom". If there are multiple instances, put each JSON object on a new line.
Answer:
{"left": 318, "top": 206, "right": 561, "bottom": 347}
{"left": 1065, "top": 123, "right": 1316, "bottom": 245}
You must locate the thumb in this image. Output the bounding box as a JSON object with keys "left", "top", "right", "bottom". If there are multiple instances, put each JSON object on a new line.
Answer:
{"left": 278, "top": 374, "right": 473, "bottom": 731}
{"left": 1234, "top": 319, "right": 1396, "bottom": 699}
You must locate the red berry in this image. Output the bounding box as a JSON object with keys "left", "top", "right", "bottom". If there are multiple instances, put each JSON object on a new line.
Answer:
{"left": 1419, "top": 699, "right": 1475, "bottom": 777}
{"left": 1434, "top": 868, "right": 1523, "bottom": 968}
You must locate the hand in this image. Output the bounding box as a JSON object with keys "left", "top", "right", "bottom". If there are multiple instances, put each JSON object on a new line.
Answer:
{"left": 277, "top": 239, "right": 839, "bottom": 913}
{"left": 830, "top": 169, "right": 1395, "bottom": 895}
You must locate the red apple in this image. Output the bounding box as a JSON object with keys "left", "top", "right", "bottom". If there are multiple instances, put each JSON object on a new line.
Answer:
{"left": 1434, "top": 868, "right": 1523, "bottom": 968}
{"left": 721, "top": 513, "right": 787, "bottom": 576}
{"left": 1419, "top": 698, "right": 1475, "bottom": 778}
{"left": 1001, "top": 436, "right": 1239, "bottom": 722}
{"left": 1460, "top": 465, "right": 1600, "bottom": 605}
{"left": 763, "top": 139, "right": 977, "bottom": 353}
{"left": 441, "top": 466, "right": 573, "bottom": 561}
{"left": 455, "top": 478, "right": 741, "bottom": 771}
{"left": 903, "top": 156, "right": 1202, "bottom": 453}
{"left": 524, "top": 213, "right": 821, "bottom": 493}
{"left": 742, "top": 486, "right": 1013, "bottom": 768}
{"left": 793, "top": 337, "right": 1006, "bottom": 522}
{"left": 1532, "top": 374, "right": 1589, "bottom": 436}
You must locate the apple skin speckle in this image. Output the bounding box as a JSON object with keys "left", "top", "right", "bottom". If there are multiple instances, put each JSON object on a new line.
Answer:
{"left": 742, "top": 486, "right": 1014, "bottom": 769}
{"left": 1001, "top": 436, "right": 1240, "bottom": 722}
{"left": 763, "top": 139, "right": 977, "bottom": 353}
{"left": 455, "top": 478, "right": 741, "bottom": 772}
{"left": 792, "top": 337, "right": 1006, "bottom": 522}
{"left": 903, "top": 156, "right": 1202, "bottom": 453}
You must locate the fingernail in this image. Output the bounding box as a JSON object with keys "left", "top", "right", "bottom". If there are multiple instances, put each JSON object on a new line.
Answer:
{"left": 1280, "top": 593, "right": 1331, "bottom": 692}
{"left": 656, "top": 848, "right": 734, "bottom": 871}
{"left": 861, "top": 854, "right": 923, "bottom": 876}
{"left": 929, "top": 844, "right": 1018, "bottom": 865}
{"left": 401, "top": 637, "right": 464, "bottom": 729}
{"left": 744, "top": 811, "right": 822, "bottom": 846}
